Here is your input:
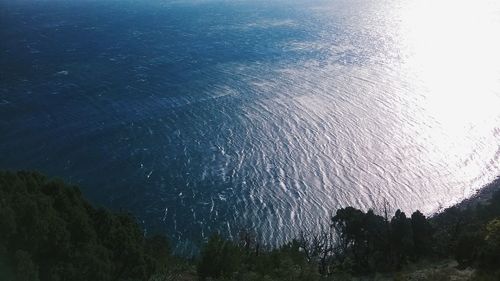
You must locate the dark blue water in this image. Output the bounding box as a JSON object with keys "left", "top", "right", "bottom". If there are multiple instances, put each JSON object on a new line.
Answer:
{"left": 2, "top": 0, "right": 500, "bottom": 252}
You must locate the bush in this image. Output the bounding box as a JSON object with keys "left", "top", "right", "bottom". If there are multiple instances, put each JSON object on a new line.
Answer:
{"left": 197, "top": 234, "right": 242, "bottom": 280}
{"left": 0, "top": 171, "right": 172, "bottom": 281}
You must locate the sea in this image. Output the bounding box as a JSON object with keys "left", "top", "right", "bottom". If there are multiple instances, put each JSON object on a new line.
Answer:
{"left": 1, "top": 0, "right": 500, "bottom": 253}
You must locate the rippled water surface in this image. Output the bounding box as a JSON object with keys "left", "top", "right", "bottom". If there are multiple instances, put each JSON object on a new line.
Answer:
{"left": 1, "top": 0, "right": 500, "bottom": 251}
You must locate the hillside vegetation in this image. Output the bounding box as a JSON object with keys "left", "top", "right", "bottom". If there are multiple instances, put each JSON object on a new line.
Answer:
{"left": 0, "top": 171, "right": 173, "bottom": 281}
{"left": 1, "top": 171, "right": 499, "bottom": 281}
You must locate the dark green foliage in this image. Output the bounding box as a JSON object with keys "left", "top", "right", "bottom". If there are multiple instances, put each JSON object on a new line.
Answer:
{"left": 390, "top": 210, "right": 413, "bottom": 268}
{"left": 332, "top": 207, "right": 372, "bottom": 272}
{"left": 145, "top": 235, "right": 171, "bottom": 271}
{"left": 197, "top": 234, "right": 242, "bottom": 280}
{"left": 428, "top": 178, "right": 500, "bottom": 278}
{"left": 455, "top": 231, "right": 482, "bottom": 267}
{"left": 2, "top": 170, "right": 499, "bottom": 280}
{"left": 194, "top": 205, "right": 454, "bottom": 280}
{"left": 480, "top": 219, "right": 500, "bottom": 268}
{"left": 197, "top": 235, "right": 318, "bottom": 281}
{"left": 251, "top": 239, "right": 313, "bottom": 280}
{"left": 431, "top": 179, "right": 500, "bottom": 269}
{"left": 325, "top": 181, "right": 500, "bottom": 276}
{"left": 14, "top": 250, "right": 39, "bottom": 281}
{"left": 410, "top": 210, "right": 433, "bottom": 258}
{"left": 330, "top": 207, "right": 430, "bottom": 273}
{"left": 0, "top": 171, "right": 172, "bottom": 281}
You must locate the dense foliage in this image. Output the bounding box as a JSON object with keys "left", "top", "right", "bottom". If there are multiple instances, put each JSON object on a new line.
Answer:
{"left": 197, "top": 234, "right": 319, "bottom": 281}
{"left": 1, "top": 170, "right": 499, "bottom": 280}
{"left": 0, "top": 171, "right": 171, "bottom": 281}
{"left": 432, "top": 179, "right": 500, "bottom": 271}
{"left": 196, "top": 179, "right": 500, "bottom": 280}
{"left": 196, "top": 209, "right": 435, "bottom": 280}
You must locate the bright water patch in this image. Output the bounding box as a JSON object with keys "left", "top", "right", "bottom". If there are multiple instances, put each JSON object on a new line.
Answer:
{"left": 1, "top": 0, "right": 500, "bottom": 252}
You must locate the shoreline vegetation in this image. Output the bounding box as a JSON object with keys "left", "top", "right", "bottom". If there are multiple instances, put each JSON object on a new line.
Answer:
{"left": 1, "top": 171, "right": 499, "bottom": 280}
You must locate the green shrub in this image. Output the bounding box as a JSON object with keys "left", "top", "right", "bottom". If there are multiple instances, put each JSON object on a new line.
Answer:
{"left": 0, "top": 171, "right": 172, "bottom": 281}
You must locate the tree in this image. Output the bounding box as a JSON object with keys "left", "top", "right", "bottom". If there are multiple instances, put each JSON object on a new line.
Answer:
{"left": 197, "top": 234, "right": 242, "bottom": 280}
{"left": 15, "top": 250, "right": 39, "bottom": 281}
{"left": 390, "top": 210, "right": 414, "bottom": 268}
{"left": 145, "top": 235, "right": 171, "bottom": 272}
{"left": 479, "top": 219, "right": 500, "bottom": 268}
{"left": 331, "top": 207, "right": 367, "bottom": 267}
{"left": 0, "top": 171, "right": 171, "bottom": 281}
{"left": 410, "top": 211, "right": 433, "bottom": 259}
{"left": 364, "top": 209, "right": 391, "bottom": 271}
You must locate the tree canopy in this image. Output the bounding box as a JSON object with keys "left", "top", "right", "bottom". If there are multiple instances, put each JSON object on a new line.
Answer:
{"left": 1, "top": 171, "right": 499, "bottom": 281}
{"left": 0, "top": 171, "right": 171, "bottom": 281}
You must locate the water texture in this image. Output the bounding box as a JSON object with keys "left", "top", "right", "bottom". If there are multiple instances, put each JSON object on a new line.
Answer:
{"left": 1, "top": 0, "right": 500, "bottom": 251}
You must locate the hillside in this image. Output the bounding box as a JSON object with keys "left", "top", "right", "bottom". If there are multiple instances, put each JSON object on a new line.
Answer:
{"left": 1, "top": 171, "right": 499, "bottom": 281}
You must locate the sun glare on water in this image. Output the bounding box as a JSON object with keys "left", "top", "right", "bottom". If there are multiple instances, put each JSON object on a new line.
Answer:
{"left": 1, "top": 0, "right": 500, "bottom": 245}
{"left": 396, "top": 0, "right": 500, "bottom": 190}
